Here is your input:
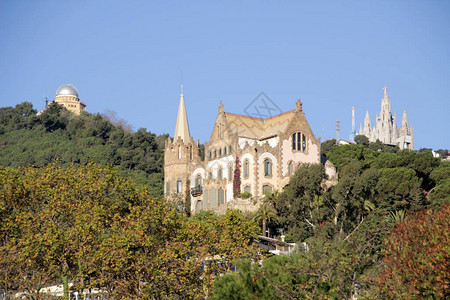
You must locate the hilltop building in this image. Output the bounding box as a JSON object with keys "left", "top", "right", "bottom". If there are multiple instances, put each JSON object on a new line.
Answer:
{"left": 359, "top": 87, "right": 413, "bottom": 150}
{"left": 51, "top": 84, "right": 86, "bottom": 115}
{"left": 164, "top": 88, "right": 332, "bottom": 214}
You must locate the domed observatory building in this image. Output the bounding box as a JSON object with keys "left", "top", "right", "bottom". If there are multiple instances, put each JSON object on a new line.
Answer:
{"left": 53, "top": 84, "right": 86, "bottom": 115}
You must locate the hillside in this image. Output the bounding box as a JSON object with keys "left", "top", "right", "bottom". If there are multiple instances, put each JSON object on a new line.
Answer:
{"left": 0, "top": 102, "right": 167, "bottom": 197}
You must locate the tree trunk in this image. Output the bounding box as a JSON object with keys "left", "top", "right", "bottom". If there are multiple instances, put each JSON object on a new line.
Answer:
{"left": 62, "top": 274, "right": 69, "bottom": 299}
{"left": 262, "top": 218, "right": 266, "bottom": 237}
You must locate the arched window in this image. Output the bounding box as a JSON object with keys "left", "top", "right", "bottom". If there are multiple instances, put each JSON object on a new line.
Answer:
{"left": 208, "top": 170, "right": 213, "bottom": 179}
{"left": 223, "top": 147, "right": 227, "bottom": 155}
{"left": 195, "top": 175, "right": 202, "bottom": 187}
{"left": 263, "top": 185, "right": 272, "bottom": 194}
{"left": 218, "top": 167, "right": 223, "bottom": 180}
{"left": 288, "top": 162, "right": 294, "bottom": 176}
{"left": 195, "top": 200, "right": 203, "bottom": 212}
{"left": 214, "top": 150, "right": 217, "bottom": 158}
{"left": 292, "top": 132, "right": 307, "bottom": 152}
{"left": 208, "top": 151, "right": 212, "bottom": 160}
{"left": 166, "top": 180, "right": 170, "bottom": 195}
{"left": 302, "top": 133, "right": 306, "bottom": 151}
{"left": 243, "top": 160, "right": 249, "bottom": 178}
{"left": 264, "top": 159, "right": 272, "bottom": 177}
{"left": 228, "top": 145, "right": 232, "bottom": 154}
{"left": 228, "top": 165, "right": 233, "bottom": 180}
{"left": 178, "top": 145, "right": 181, "bottom": 159}
{"left": 177, "top": 179, "right": 182, "bottom": 194}
{"left": 244, "top": 185, "right": 251, "bottom": 194}
{"left": 218, "top": 188, "right": 225, "bottom": 205}
{"left": 219, "top": 148, "right": 222, "bottom": 156}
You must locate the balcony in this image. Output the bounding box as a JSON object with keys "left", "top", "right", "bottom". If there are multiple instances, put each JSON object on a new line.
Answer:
{"left": 191, "top": 185, "right": 203, "bottom": 197}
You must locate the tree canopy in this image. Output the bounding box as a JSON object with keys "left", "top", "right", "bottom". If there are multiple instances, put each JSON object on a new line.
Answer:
{"left": 0, "top": 163, "right": 259, "bottom": 299}
{"left": 0, "top": 102, "right": 167, "bottom": 197}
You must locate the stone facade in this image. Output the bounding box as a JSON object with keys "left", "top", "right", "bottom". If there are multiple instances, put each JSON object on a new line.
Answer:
{"left": 359, "top": 87, "right": 413, "bottom": 150}
{"left": 54, "top": 95, "right": 86, "bottom": 115}
{"left": 164, "top": 90, "right": 326, "bottom": 214}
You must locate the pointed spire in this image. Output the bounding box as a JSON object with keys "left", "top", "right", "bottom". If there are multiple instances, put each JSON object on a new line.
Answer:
{"left": 380, "top": 86, "right": 391, "bottom": 115}
{"left": 364, "top": 110, "right": 371, "bottom": 127}
{"left": 401, "top": 109, "right": 409, "bottom": 128}
{"left": 174, "top": 85, "right": 191, "bottom": 142}
{"left": 218, "top": 100, "right": 224, "bottom": 114}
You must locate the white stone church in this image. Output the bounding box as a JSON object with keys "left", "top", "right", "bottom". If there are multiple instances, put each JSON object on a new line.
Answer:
{"left": 359, "top": 87, "right": 414, "bottom": 150}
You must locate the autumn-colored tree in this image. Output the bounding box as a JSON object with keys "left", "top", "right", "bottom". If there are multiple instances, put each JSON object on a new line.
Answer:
{"left": 378, "top": 204, "right": 450, "bottom": 298}
{"left": 0, "top": 163, "right": 259, "bottom": 299}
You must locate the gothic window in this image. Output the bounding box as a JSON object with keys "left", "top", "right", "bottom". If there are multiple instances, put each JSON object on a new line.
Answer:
{"left": 219, "top": 148, "right": 222, "bottom": 156}
{"left": 166, "top": 180, "right": 170, "bottom": 195}
{"left": 195, "top": 175, "right": 202, "bottom": 187}
{"left": 218, "top": 188, "right": 225, "bottom": 205}
{"left": 244, "top": 185, "right": 251, "bottom": 194}
{"left": 302, "top": 133, "right": 306, "bottom": 151}
{"left": 209, "top": 170, "right": 213, "bottom": 179}
{"left": 223, "top": 147, "right": 227, "bottom": 155}
{"left": 288, "top": 162, "right": 293, "bottom": 176}
{"left": 292, "top": 132, "right": 307, "bottom": 152}
{"left": 204, "top": 189, "right": 209, "bottom": 208}
{"left": 264, "top": 159, "right": 272, "bottom": 177}
{"left": 243, "top": 159, "right": 249, "bottom": 178}
{"left": 218, "top": 167, "right": 223, "bottom": 180}
{"left": 208, "top": 151, "right": 212, "bottom": 160}
{"left": 177, "top": 179, "right": 182, "bottom": 194}
{"left": 228, "top": 164, "right": 232, "bottom": 180}
{"left": 210, "top": 187, "right": 218, "bottom": 208}
{"left": 195, "top": 200, "right": 203, "bottom": 212}
{"left": 214, "top": 150, "right": 217, "bottom": 158}
{"left": 263, "top": 185, "right": 272, "bottom": 194}
{"left": 228, "top": 145, "right": 232, "bottom": 154}
{"left": 178, "top": 145, "right": 181, "bottom": 159}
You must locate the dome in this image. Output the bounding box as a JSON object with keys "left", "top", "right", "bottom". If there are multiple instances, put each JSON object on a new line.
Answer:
{"left": 56, "top": 84, "right": 78, "bottom": 97}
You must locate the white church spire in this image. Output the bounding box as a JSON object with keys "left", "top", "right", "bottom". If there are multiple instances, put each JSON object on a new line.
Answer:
{"left": 401, "top": 109, "right": 409, "bottom": 128}
{"left": 174, "top": 84, "right": 191, "bottom": 142}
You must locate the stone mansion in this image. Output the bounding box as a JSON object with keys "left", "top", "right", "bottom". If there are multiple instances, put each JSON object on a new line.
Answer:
{"left": 164, "top": 89, "right": 330, "bottom": 213}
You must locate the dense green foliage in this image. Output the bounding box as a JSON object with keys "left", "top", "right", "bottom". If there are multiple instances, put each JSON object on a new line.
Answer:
{"left": 214, "top": 142, "right": 449, "bottom": 299}
{"left": 0, "top": 163, "right": 259, "bottom": 299}
{"left": 0, "top": 102, "right": 167, "bottom": 197}
{"left": 1, "top": 102, "right": 448, "bottom": 299}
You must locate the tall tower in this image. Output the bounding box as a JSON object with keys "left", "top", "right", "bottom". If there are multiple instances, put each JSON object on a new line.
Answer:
{"left": 349, "top": 107, "right": 356, "bottom": 141}
{"left": 396, "top": 109, "right": 414, "bottom": 150}
{"left": 375, "top": 86, "right": 396, "bottom": 145}
{"left": 164, "top": 86, "right": 201, "bottom": 199}
{"left": 336, "top": 120, "right": 340, "bottom": 144}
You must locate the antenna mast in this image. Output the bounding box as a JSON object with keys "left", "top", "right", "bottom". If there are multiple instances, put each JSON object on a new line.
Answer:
{"left": 349, "top": 106, "right": 356, "bottom": 141}
{"left": 336, "top": 120, "right": 340, "bottom": 144}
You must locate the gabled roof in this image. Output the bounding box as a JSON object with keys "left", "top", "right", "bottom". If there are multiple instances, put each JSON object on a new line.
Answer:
{"left": 224, "top": 109, "right": 296, "bottom": 139}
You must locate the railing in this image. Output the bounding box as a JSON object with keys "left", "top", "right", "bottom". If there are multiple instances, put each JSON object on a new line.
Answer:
{"left": 191, "top": 185, "right": 203, "bottom": 197}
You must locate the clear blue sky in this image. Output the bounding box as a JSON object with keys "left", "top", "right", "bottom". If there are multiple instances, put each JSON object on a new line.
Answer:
{"left": 1, "top": 0, "right": 449, "bottom": 150}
